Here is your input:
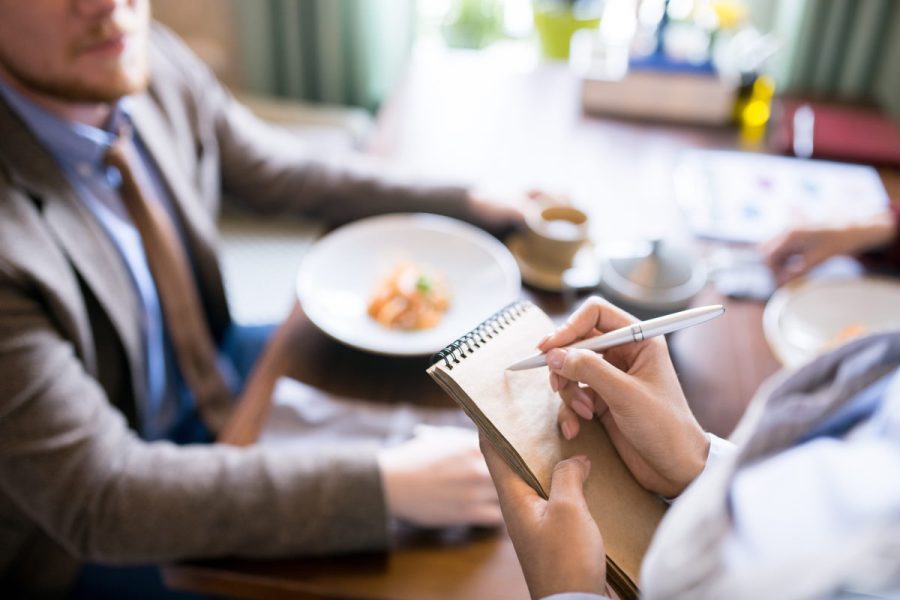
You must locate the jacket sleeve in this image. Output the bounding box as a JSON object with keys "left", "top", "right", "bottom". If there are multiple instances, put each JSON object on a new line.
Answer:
{"left": 149, "top": 24, "right": 473, "bottom": 227}
{"left": 0, "top": 262, "right": 388, "bottom": 562}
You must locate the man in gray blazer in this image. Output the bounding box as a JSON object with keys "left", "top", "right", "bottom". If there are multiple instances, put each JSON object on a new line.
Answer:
{"left": 0, "top": 1, "right": 518, "bottom": 597}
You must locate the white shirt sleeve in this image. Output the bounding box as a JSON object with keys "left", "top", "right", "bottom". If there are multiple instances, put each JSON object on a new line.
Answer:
{"left": 722, "top": 370, "right": 900, "bottom": 572}
{"left": 661, "top": 432, "right": 736, "bottom": 504}
{"left": 702, "top": 431, "right": 736, "bottom": 473}
{"left": 723, "top": 435, "right": 900, "bottom": 570}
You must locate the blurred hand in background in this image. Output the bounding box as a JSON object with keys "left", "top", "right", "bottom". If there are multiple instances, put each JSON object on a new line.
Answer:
{"left": 762, "top": 212, "right": 898, "bottom": 285}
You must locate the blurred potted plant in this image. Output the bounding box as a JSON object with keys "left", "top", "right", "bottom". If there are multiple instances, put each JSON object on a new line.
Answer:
{"left": 442, "top": 0, "right": 505, "bottom": 49}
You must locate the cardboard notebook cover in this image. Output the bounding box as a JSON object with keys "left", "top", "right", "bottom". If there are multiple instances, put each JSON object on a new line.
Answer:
{"left": 427, "top": 301, "right": 667, "bottom": 599}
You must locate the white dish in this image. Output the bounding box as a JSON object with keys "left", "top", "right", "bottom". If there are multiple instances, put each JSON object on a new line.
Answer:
{"left": 763, "top": 276, "right": 900, "bottom": 367}
{"left": 296, "top": 214, "right": 521, "bottom": 356}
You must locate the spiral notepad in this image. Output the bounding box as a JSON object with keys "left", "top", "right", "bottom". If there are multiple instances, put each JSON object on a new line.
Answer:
{"left": 427, "top": 301, "right": 667, "bottom": 600}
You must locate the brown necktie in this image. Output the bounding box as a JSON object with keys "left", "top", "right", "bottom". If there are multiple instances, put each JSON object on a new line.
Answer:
{"left": 105, "top": 127, "right": 231, "bottom": 434}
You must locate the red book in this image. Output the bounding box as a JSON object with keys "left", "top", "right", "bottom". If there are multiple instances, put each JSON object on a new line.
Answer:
{"left": 772, "top": 99, "right": 900, "bottom": 168}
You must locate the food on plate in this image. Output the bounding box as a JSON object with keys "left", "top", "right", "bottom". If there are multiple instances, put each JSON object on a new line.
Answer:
{"left": 823, "top": 323, "right": 868, "bottom": 349}
{"left": 367, "top": 262, "right": 450, "bottom": 330}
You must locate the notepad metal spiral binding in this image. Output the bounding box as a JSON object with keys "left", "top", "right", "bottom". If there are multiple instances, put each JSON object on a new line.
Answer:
{"left": 431, "top": 300, "right": 532, "bottom": 370}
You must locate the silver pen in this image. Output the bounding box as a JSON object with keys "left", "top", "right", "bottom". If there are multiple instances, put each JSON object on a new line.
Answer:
{"left": 506, "top": 304, "right": 725, "bottom": 371}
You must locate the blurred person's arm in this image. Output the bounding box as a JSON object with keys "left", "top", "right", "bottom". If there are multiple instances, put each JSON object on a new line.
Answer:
{"left": 0, "top": 251, "right": 501, "bottom": 565}
{"left": 148, "top": 24, "right": 523, "bottom": 235}
{"left": 859, "top": 205, "right": 900, "bottom": 270}
{"left": 379, "top": 427, "right": 502, "bottom": 528}
{"left": 762, "top": 209, "right": 899, "bottom": 285}
{"left": 0, "top": 252, "right": 390, "bottom": 562}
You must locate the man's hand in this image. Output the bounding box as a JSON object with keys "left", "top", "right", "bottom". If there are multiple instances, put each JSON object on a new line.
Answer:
{"left": 761, "top": 213, "right": 898, "bottom": 285}
{"left": 481, "top": 435, "right": 609, "bottom": 599}
{"left": 377, "top": 426, "right": 502, "bottom": 527}
{"left": 541, "top": 297, "right": 709, "bottom": 498}
{"left": 465, "top": 189, "right": 568, "bottom": 236}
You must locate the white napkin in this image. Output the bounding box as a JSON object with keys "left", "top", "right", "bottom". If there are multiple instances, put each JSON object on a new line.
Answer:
{"left": 258, "top": 376, "right": 474, "bottom": 449}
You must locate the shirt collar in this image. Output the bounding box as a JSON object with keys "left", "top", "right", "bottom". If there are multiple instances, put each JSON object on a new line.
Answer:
{"left": 0, "top": 76, "right": 131, "bottom": 172}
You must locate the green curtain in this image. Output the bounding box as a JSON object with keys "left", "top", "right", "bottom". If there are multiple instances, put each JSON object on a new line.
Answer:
{"left": 232, "top": 0, "right": 416, "bottom": 111}
{"left": 756, "top": 0, "right": 900, "bottom": 117}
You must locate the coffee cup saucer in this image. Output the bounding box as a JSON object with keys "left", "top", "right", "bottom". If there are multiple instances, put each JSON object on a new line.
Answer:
{"left": 506, "top": 233, "right": 599, "bottom": 292}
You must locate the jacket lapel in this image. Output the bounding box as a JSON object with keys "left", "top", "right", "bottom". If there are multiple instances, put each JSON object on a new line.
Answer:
{"left": 0, "top": 98, "right": 145, "bottom": 391}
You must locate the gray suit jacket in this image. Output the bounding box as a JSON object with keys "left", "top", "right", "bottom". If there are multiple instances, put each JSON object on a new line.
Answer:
{"left": 0, "top": 24, "right": 473, "bottom": 597}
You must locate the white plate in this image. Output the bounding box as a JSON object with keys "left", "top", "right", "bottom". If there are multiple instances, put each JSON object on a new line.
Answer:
{"left": 296, "top": 214, "right": 521, "bottom": 356}
{"left": 763, "top": 276, "right": 900, "bottom": 367}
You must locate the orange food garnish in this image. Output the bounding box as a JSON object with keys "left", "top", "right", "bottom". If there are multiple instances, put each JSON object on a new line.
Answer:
{"left": 367, "top": 262, "right": 450, "bottom": 330}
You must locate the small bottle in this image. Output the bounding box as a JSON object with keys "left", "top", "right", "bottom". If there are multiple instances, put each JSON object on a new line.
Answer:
{"left": 738, "top": 74, "right": 775, "bottom": 149}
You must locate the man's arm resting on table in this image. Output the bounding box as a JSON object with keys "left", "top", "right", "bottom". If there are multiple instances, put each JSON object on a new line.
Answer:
{"left": 0, "top": 270, "right": 389, "bottom": 562}
{"left": 146, "top": 25, "right": 476, "bottom": 227}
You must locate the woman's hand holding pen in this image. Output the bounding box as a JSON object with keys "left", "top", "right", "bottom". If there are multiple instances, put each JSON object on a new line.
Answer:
{"left": 540, "top": 297, "right": 709, "bottom": 498}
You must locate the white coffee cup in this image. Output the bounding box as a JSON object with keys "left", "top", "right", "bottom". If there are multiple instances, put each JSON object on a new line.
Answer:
{"left": 522, "top": 205, "right": 589, "bottom": 271}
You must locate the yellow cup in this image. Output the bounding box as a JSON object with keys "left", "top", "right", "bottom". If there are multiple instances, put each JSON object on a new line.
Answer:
{"left": 533, "top": 5, "right": 601, "bottom": 61}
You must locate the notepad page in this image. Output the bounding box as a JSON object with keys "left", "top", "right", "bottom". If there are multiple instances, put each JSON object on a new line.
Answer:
{"left": 428, "top": 302, "right": 667, "bottom": 588}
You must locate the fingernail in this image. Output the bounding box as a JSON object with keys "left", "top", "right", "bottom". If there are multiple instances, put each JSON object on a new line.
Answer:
{"left": 547, "top": 348, "right": 566, "bottom": 370}
{"left": 574, "top": 455, "right": 591, "bottom": 476}
{"left": 576, "top": 387, "right": 595, "bottom": 407}
{"left": 536, "top": 334, "right": 551, "bottom": 348}
{"left": 572, "top": 399, "right": 593, "bottom": 420}
{"left": 560, "top": 420, "right": 574, "bottom": 440}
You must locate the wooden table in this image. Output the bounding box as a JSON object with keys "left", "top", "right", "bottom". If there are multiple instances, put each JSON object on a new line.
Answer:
{"left": 166, "top": 46, "right": 897, "bottom": 599}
